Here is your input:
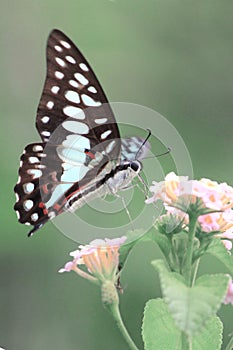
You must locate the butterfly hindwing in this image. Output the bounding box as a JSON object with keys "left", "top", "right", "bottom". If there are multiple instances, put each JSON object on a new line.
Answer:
{"left": 121, "top": 137, "right": 150, "bottom": 161}
{"left": 14, "top": 143, "right": 49, "bottom": 228}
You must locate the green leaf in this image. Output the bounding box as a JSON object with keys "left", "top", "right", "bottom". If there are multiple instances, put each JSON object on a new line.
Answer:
{"left": 207, "top": 238, "right": 233, "bottom": 274}
{"left": 148, "top": 231, "right": 172, "bottom": 258}
{"left": 142, "top": 299, "right": 223, "bottom": 350}
{"left": 152, "top": 260, "right": 229, "bottom": 336}
{"left": 192, "top": 316, "right": 223, "bottom": 350}
{"left": 142, "top": 299, "right": 182, "bottom": 350}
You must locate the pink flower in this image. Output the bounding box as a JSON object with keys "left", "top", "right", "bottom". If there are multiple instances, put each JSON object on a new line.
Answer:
{"left": 147, "top": 173, "right": 233, "bottom": 250}
{"left": 223, "top": 280, "right": 233, "bottom": 305}
{"left": 198, "top": 210, "right": 233, "bottom": 232}
{"left": 199, "top": 210, "right": 233, "bottom": 250}
{"left": 222, "top": 240, "right": 232, "bottom": 251}
{"left": 59, "top": 236, "right": 127, "bottom": 284}
{"left": 58, "top": 261, "right": 76, "bottom": 273}
{"left": 146, "top": 172, "right": 233, "bottom": 212}
{"left": 199, "top": 178, "right": 233, "bottom": 210}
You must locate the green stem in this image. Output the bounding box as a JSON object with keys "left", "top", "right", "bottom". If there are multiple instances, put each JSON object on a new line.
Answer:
{"left": 188, "top": 335, "right": 193, "bottom": 350}
{"left": 182, "top": 333, "right": 193, "bottom": 350}
{"left": 191, "top": 258, "right": 200, "bottom": 287}
{"left": 170, "top": 239, "right": 180, "bottom": 273}
{"left": 225, "top": 334, "right": 233, "bottom": 350}
{"left": 181, "top": 332, "right": 190, "bottom": 349}
{"left": 108, "top": 302, "right": 140, "bottom": 350}
{"left": 184, "top": 214, "right": 198, "bottom": 285}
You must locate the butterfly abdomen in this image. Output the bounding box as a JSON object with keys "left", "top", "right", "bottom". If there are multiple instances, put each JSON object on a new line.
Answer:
{"left": 66, "top": 160, "right": 142, "bottom": 209}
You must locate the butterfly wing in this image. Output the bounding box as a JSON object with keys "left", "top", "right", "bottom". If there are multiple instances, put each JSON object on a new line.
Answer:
{"left": 14, "top": 29, "right": 121, "bottom": 235}
{"left": 121, "top": 137, "right": 150, "bottom": 161}
{"left": 36, "top": 29, "right": 120, "bottom": 156}
{"left": 14, "top": 143, "right": 58, "bottom": 229}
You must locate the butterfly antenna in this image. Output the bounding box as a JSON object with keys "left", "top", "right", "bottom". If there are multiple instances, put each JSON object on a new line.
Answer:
{"left": 155, "top": 147, "right": 171, "bottom": 158}
{"left": 135, "top": 128, "right": 151, "bottom": 160}
{"left": 143, "top": 147, "right": 171, "bottom": 160}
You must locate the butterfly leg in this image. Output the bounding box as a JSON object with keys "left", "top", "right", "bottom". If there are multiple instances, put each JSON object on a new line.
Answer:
{"left": 137, "top": 174, "right": 150, "bottom": 199}
{"left": 119, "top": 179, "right": 161, "bottom": 218}
{"left": 114, "top": 193, "right": 135, "bottom": 230}
{"left": 119, "top": 175, "right": 149, "bottom": 199}
{"left": 120, "top": 179, "right": 149, "bottom": 202}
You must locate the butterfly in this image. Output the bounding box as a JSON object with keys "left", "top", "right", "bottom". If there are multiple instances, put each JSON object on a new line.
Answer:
{"left": 14, "top": 29, "right": 150, "bottom": 236}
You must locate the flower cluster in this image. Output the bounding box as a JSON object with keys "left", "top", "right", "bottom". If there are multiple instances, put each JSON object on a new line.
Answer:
{"left": 146, "top": 172, "right": 233, "bottom": 212}
{"left": 59, "top": 236, "right": 127, "bottom": 284}
{"left": 146, "top": 172, "right": 233, "bottom": 249}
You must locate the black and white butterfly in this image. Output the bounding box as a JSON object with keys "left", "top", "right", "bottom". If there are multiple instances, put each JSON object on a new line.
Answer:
{"left": 14, "top": 29, "right": 150, "bottom": 236}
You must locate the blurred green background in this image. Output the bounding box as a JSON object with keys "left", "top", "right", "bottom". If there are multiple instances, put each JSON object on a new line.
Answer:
{"left": 1, "top": 1, "right": 233, "bottom": 349}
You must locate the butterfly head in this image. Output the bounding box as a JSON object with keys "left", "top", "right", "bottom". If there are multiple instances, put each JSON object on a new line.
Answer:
{"left": 130, "top": 160, "right": 142, "bottom": 174}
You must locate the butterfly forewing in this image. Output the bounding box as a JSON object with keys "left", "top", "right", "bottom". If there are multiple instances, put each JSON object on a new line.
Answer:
{"left": 36, "top": 29, "right": 121, "bottom": 161}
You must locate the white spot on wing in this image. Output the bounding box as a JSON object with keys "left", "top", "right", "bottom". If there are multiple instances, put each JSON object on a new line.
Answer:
{"left": 31, "top": 213, "right": 39, "bottom": 222}
{"left": 29, "top": 156, "right": 39, "bottom": 164}
{"left": 16, "top": 210, "right": 20, "bottom": 219}
{"left": 27, "top": 169, "right": 42, "bottom": 178}
{"left": 41, "top": 116, "right": 50, "bottom": 124}
{"left": 37, "top": 164, "right": 46, "bottom": 169}
{"left": 81, "top": 94, "right": 101, "bottom": 107}
{"left": 69, "top": 80, "right": 79, "bottom": 88}
{"left": 65, "top": 91, "right": 80, "bottom": 104}
{"left": 57, "top": 135, "right": 90, "bottom": 165}
{"left": 79, "top": 63, "right": 89, "bottom": 71}
{"left": 88, "top": 86, "right": 97, "bottom": 93}
{"left": 63, "top": 106, "right": 85, "bottom": 119}
{"left": 41, "top": 131, "right": 51, "bottom": 137}
{"left": 63, "top": 120, "right": 89, "bottom": 134}
{"left": 33, "top": 145, "right": 43, "bottom": 152}
{"left": 23, "top": 199, "right": 33, "bottom": 211}
{"left": 17, "top": 176, "right": 21, "bottom": 184}
{"left": 58, "top": 147, "right": 86, "bottom": 165}
{"left": 23, "top": 182, "right": 35, "bottom": 194}
{"left": 62, "top": 134, "right": 90, "bottom": 150}
{"left": 66, "top": 55, "right": 76, "bottom": 64}
{"left": 60, "top": 40, "right": 71, "bottom": 49}
{"left": 54, "top": 45, "right": 62, "bottom": 52}
{"left": 105, "top": 140, "right": 116, "bottom": 153}
{"left": 101, "top": 130, "right": 112, "bottom": 140}
{"left": 74, "top": 73, "right": 88, "bottom": 85}
{"left": 95, "top": 118, "right": 107, "bottom": 125}
{"left": 51, "top": 86, "right": 60, "bottom": 94}
{"left": 55, "top": 71, "right": 64, "bottom": 79}
{"left": 47, "top": 101, "right": 54, "bottom": 109}
{"left": 55, "top": 57, "right": 66, "bottom": 67}
{"left": 38, "top": 153, "right": 46, "bottom": 158}
{"left": 15, "top": 193, "right": 19, "bottom": 201}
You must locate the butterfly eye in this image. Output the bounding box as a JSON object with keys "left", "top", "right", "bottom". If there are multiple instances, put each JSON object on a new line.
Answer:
{"left": 130, "top": 161, "right": 141, "bottom": 172}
